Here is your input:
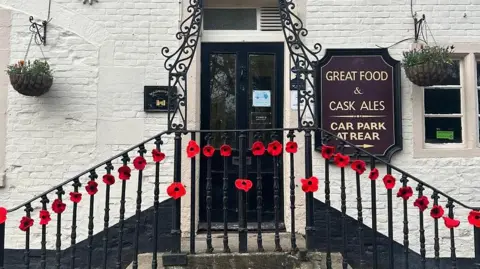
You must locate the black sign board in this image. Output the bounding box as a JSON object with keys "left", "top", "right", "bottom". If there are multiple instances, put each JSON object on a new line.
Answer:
{"left": 314, "top": 48, "right": 402, "bottom": 161}
{"left": 144, "top": 86, "right": 176, "bottom": 112}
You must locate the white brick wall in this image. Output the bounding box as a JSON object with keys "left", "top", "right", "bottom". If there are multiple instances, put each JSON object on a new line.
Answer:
{"left": 0, "top": 0, "right": 478, "bottom": 259}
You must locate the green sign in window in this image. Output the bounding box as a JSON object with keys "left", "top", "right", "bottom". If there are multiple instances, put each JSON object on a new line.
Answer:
{"left": 436, "top": 130, "right": 454, "bottom": 140}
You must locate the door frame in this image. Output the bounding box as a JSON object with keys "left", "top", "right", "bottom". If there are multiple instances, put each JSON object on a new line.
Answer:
{"left": 199, "top": 42, "right": 285, "bottom": 230}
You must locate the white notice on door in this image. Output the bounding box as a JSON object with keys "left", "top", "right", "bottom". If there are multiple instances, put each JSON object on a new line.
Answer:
{"left": 252, "top": 90, "right": 271, "bottom": 107}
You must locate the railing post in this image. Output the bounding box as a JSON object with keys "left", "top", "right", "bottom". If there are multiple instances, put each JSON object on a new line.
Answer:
{"left": 304, "top": 130, "right": 315, "bottom": 250}
{"left": 238, "top": 131, "right": 248, "bottom": 253}
{"left": 474, "top": 226, "right": 480, "bottom": 268}
{"left": 0, "top": 222, "right": 4, "bottom": 269}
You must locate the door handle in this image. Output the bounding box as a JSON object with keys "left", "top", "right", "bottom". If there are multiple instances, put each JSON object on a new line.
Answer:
{"left": 239, "top": 65, "right": 247, "bottom": 92}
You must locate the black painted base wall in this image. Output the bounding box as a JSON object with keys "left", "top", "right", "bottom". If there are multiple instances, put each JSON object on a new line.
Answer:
{"left": 3, "top": 198, "right": 476, "bottom": 269}
{"left": 312, "top": 199, "right": 475, "bottom": 269}
{"left": 3, "top": 199, "right": 174, "bottom": 269}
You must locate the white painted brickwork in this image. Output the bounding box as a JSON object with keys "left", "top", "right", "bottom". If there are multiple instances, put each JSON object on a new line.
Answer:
{"left": 0, "top": 0, "right": 478, "bottom": 260}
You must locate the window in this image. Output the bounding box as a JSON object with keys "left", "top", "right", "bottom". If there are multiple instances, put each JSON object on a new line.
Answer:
{"left": 423, "top": 61, "right": 463, "bottom": 144}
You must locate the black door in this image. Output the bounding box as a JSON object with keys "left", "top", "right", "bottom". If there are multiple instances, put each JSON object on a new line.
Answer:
{"left": 199, "top": 43, "right": 284, "bottom": 229}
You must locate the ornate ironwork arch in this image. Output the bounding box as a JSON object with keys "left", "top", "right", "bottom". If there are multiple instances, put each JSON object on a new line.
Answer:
{"left": 162, "top": 0, "right": 203, "bottom": 131}
{"left": 163, "top": 0, "right": 320, "bottom": 130}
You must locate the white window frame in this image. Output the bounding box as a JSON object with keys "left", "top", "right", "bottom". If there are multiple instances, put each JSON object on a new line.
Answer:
{"left": 413, "top": 44, "right": 480, "bottom": 158}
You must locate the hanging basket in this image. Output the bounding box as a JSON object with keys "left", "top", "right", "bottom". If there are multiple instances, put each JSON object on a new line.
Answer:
{"left": 404, "top": 61, "right": 451, "bottom": 87}
{"left": 9, "top": 73, "right": 53, "bottom": 97}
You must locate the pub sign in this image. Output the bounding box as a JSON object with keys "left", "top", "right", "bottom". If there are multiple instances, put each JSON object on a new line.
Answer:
{"left": 314, "top": 48, "right": 402, "bottom": 161}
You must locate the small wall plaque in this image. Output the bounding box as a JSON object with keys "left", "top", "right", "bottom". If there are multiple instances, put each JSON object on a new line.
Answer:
{"left": 144, "top": 86, "right": 176, "bottom": 112}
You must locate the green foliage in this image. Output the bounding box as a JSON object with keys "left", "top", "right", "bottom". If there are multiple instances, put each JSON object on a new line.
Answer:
{"left": 402, "top": 45, "right": 454, "bottom": 67}
{"left": 5, "top": 59, "right": 52, "bottom": 77}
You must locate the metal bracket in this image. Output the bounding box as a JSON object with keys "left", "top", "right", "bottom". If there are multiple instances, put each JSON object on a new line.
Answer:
{"left": 414, "top": 14, "right": 426, "bottom": 42}
{"left": 83, "top": 0, "right": 99, "bottom": 5}
{"left": 29, "top": 16, "right": 48, "bottom": 46}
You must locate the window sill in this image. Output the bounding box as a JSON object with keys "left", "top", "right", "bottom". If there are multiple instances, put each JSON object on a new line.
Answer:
{"left": 413, "top": 146, "right": 480, "bottom": 158}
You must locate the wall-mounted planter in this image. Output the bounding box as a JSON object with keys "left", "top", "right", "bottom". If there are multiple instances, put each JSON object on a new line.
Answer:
{"left": 9, "top": 73, "right": 53, "bottom": 97}
{"left": 404, "top": 61, "right": 450, "bottom": 87}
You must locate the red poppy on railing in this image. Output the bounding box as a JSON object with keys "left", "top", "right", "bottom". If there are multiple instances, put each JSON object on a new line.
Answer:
{"left": 52, "top": 199, "right": 66, "bottom": 214}
{"left": 252, "top": 141, "right": 265, "bottom": 156}
{"left": 203, "top": 145, "right": 215, "bottom": 157}
{"left": 235, "top": 179, "right": 253, "bottom": 192}
{"left": 396, "top": 186, "right": 413, "bottom": 200}
{"left": 39, "top": 210, "right": 51, "bottom": 226}
{"left": 70, "top": 192, "right": 82, "bottom": 203}
{"left": 382, "top": 174, "right": 396, "bottom": 190}
{"left": 102, "top": 174, "right": 115, "bottom": 186}
{"left": 333, "top": 153, "right": 350, "bottom": 168}
{"left": 321, "top": 145, "right": 335, "bottom": 159}
{"left": 443, "top": 216, "right": 460, "bottom": 229}
{"left": 133, "top": 156, "right": 147, "bottom": 170}
{"left": 369, "top": 168, "right": 379, "bottom": 180}
{"left": 152, "top": 149, "right": 166, "bottom": 163}
{"left": 85, "top": 181, "right": 98, "bottom": 196}
{"left": 430, "top": 205, "right": 444, "bottom": 219}
{"left": 301, "top": 177, "right": 319, "bottom": 193}
{"left": 468, "top": 210, "right": 480, "bottom": 227}
{"left": 220, "top": 144, "right": 232, "bottom": 157}
{"left": 267, "top": 140, "right": 282, "bottom": 156}
{"left": 186, "top": 140, "right": 200, "bottom": 158}
{"left": 0, "top": 207, "right": 6, "bottom": 224}
{"left": 351, "top": 160, "right": 366, "bottom": 174}
{"left": 19, "top": 216, "right": 34, "bottom": 231}
{"left": 118, "top": 165, "right": 131, "bottom": 180}
{"left": 167, "top": 182, "right": 186, "bottom": 200}
{"left": 414, "top": 196, "right": 429, "bottom": 212}
{"left": 285, "top": 141, "right": 298, "bottom": 154}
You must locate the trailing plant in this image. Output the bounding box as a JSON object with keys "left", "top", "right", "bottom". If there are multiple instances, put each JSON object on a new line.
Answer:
{"left": 5, "top": 59, "right": 52, "bottom": 78}
{"left": 402, "top": 45, "right": 454, "bottom": 67}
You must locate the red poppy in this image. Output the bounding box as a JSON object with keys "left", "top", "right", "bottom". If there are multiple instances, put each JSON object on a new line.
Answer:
{"left": 430, "top": 205, "right": 444, "bottom": 219}
{"left": 252, "top": 141, "right": 265, "bottom": 156}
{"left": 133, "top": 156, "right": 147, "bottom": 170}
{"left": 186, "top": 140, "right": 200, "bottom": 158}
{"left": 301, "top": 177, "right": 319, "bottom": 193}
{"left": 51, "top": 199, "right": 66, "bottom": 214}
{"left": 334, "top": 153, "right": 350, "bottom": 168}
{"left": 443, "top": 216, "right": 460, "bottom": 229}
{"left": 267, "top": 140, "right": 283, "bottom": 156}
{"left": 70, "top": 192, "right": 82, "bottom": 203}
{"left": 152, "top": 149, "right": 166, "bottom": 163}
{"left": 468, "top": 210, "right": 480, "bottom": 227}
{"left": 382, "top": 174, "right": 396, "bottom": 190}
{"left": 396, "top": 186, "right": 413, "bottom": 200}
{"left": 235, "top": 179, "right": 253, "bottom": 192}
{"left": 85, "top": 181, "right": 98, "bottom": 196}
{"left": 351, "top": 160, "right": 366, "bottom": 174}
{"left": 321, "top": 145, "right": 335, "bottom": 159}
{"left": 220, "top": 144, "right": 232, "bottom": 157}
{"left": 369, "top": 168, "right": 379, "bottom": 180}
{"left": 19, "top": 216, "right": 34, "bottom": 231}
{"left": 0, "top": 207, "right": 7, "bottom": 224}
{"left": 102, "top": 174, "right": 115, "bottom": 185}
{"left": 118, "top": 165, "right": 131, "bottom": 180}
{"left": 39, "top": 210, "right": 51, "bottom": 226}
{"left": 167, "top": 182, "right": 186, "bottom": 200}
{"left": 285, "top": 141, "right": 298, "bottom": 154}
{"left": 413, "top": 196, "right": 429, "bottom": 212}
{"left": 203, "top": 145, "right": 215, "bottom": 157}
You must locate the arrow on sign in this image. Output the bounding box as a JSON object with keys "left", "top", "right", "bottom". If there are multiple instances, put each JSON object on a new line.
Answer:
{"left": 344, "top": 144, "right": 374, "bottom": 149}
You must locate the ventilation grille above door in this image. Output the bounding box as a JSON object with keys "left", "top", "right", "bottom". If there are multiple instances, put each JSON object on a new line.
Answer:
{"left": 259, "top": 7, "right": 282, "bottom": 31}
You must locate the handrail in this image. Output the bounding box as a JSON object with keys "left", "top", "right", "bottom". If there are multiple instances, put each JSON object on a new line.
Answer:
{"left": 7, "top": 127, "right": 479, "bottom": 212}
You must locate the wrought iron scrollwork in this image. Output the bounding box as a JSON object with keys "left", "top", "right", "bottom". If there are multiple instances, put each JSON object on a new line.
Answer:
{"left": 162, "top": 0, "right": 203, "bottom": 130}
{"left": 278, "top": 0, "right": 321, "bottom": 128}
{"left": 29, "top": 16, "right": 48, "bottom": 46}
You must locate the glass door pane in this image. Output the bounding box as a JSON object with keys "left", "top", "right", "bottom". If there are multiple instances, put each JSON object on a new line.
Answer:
{"left": 248, "top": 54, "right": 276, "bottom": 143}
{"left": 209, "top": 53, "right": 237, "bottom": 147}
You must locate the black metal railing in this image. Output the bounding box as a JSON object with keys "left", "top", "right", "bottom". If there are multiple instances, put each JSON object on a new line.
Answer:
{"left": 1, "top": 127, "right": 480, "bottom": 269}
